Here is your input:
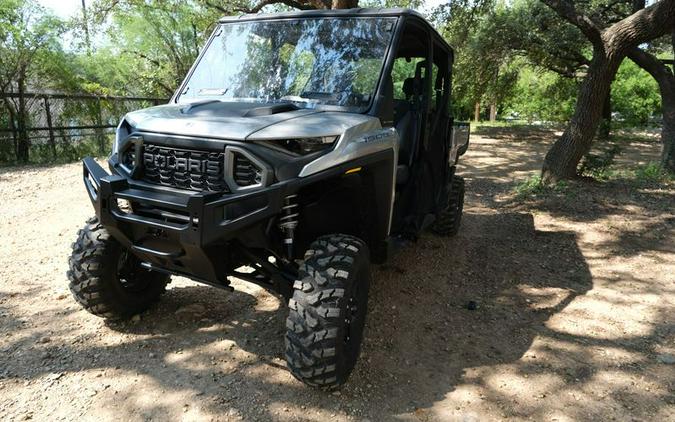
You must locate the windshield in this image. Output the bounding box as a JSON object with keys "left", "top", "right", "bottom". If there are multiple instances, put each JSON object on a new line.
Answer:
{"left": 176, "top": 17, "right": 396, "bottom": 111}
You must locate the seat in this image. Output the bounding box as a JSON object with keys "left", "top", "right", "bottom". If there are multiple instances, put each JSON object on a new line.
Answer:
{"left": 394, "top": 76, "right": 424, "bottom": 185}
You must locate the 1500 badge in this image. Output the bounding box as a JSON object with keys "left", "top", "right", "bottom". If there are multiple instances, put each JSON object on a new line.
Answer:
{"left": 361, "top": 128, "right": 396, "bottom": 143}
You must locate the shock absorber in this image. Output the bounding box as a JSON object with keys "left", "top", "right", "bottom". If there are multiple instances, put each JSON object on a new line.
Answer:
{"left": 278, "top": 194, "right": 299, "bottom": 259}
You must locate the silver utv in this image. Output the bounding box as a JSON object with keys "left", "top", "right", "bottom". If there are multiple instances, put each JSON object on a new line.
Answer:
{"left": 69, "top": 8, "right": 469, "bottom": 390}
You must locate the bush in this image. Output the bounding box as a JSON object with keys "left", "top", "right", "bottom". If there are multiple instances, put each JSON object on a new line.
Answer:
{"left": 632, "top": 163, "right": 674, "bottom": 185}
{"left": 514, "top": 175, "right": 569, "bottom": 199}
{"left": 579, "top": 144, "right": 623, "bottom": 180}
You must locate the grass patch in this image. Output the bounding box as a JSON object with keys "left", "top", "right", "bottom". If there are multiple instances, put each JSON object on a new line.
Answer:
{"left": 579, "top": 144, "right": 623, "bottom": 180}
{"left": 630, "top": 162, "right": 674, "bottom": 186}
{"left": 513, "top": 163, "right": 672, "bottom": 203}
{"left": 514, "top": 175, "right": 571, "bottom": 199}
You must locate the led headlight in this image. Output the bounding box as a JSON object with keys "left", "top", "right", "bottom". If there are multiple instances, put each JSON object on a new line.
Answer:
{"left": 273, "top": 136, "right": 339, "bottom": 155}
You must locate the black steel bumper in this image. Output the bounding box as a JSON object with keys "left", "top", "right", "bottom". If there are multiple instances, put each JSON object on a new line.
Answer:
{"left": 82, "top": 157, "right": 286, "bottom": 283}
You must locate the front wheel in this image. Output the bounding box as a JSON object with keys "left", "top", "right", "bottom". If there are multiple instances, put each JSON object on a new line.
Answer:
{"left": 67, "top": 217, "right": 170, "bottom": 321}
{"left": 285, "top": 234, "right": 371, "bottom": 389}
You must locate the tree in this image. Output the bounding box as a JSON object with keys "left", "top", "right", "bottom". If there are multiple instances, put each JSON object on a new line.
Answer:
{"left": 90, "top": 0, "right": 220, "bottom": 97}
{"left": 509, "top": 0, "right": 590, "bottom": 78}
{"left": 0, "top": 1, "right": 66, "bottom": 163}
{"left": 539, "top": 0, "right": 675, "bottom": 183}
{"left": 434, "top": 0, "right": 515, "bottom": 121}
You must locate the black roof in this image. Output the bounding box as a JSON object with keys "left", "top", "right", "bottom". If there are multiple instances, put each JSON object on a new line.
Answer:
{"left": 218, "top": 8, "right": 453, "bottom": 53}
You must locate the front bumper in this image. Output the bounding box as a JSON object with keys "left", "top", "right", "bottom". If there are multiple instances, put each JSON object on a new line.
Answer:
{"left": 83, "top": 157, "right": 286, "bottom": 282}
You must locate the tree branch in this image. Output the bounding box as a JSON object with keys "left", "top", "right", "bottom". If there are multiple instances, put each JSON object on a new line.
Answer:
{"left": 540, "top": 0, "right": 603, "bottom": 47}
{"left": 122, "top": 49, "right": 162, "bottom": 67}
{"left": 627, "top": 47, "right": 674, "bottom": 81}
{"left": 602, "top": 0, "right": 675, "bottom": 55}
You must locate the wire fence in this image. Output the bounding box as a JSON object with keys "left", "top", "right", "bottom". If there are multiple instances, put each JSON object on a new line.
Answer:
{"left": 0, "top": 92, "right": 167, "bottom": 165}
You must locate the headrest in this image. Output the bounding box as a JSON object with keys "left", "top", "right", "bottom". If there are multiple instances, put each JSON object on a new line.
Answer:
{"left": 402, "top": 77, "right": 425, "bottom": 98}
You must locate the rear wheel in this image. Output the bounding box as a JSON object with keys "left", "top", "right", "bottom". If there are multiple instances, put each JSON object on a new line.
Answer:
{"left": 67, "top": 217, "right": 170, "bottom": 321}
{"left": 432, "top": 175, "right": 465, "bottom": 236}
{"left": 285, "top": 234, "right": 371, "bottom": 389}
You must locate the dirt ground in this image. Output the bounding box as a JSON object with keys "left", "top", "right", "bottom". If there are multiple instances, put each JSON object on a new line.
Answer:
{"left": 0, "top": 127, "right": 673, "bottom": 421}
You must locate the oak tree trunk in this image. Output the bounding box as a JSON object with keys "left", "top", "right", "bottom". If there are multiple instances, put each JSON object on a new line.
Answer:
{"left": 489, "top": 103, "right": 497, "bottom": 122}
{"left": 474, "top": 102, "right": 481, "bottom": 122}
{"left": 542, "top": 49, "right": 621, "bottom": 183}
{"left": 662, "top": 89, "right": 675, "bottom": 172}
{"left": 598, "top": 90, "right": 611, "bottom": 139}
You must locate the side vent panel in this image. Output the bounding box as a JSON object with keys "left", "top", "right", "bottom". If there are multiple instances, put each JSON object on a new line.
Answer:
{"left": 224, "top": 146, "right": 270, "bottom": 192}
{"left": 233, "top": 153, "right": 263, "bottom": 187}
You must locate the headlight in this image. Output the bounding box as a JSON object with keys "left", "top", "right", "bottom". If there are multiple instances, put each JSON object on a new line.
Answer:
{"left": 271, "top": 136, "right": 339, "bottom": 155}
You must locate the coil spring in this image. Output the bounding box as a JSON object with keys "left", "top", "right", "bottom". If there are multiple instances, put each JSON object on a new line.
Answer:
{"left": 279, "top": 194, "right": 299, "bottom": 230}
{"left": 279, "top": 194, "right": 299, "bottom": 258}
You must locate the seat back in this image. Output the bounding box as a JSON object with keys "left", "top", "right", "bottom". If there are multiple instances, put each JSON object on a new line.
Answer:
{"left": 395, "top": 73, "right": 425, "bottom": 169}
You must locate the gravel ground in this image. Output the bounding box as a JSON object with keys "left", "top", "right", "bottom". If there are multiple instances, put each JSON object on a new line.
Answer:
{"left": 0, "top": 127, "right": 673, "bottom": 421}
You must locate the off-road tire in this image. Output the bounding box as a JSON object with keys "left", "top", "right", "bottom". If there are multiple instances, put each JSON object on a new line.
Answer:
{"left": 67, "top": 217, "right": 170, "bottom": 321}
{"left": 432, "top": 175, "right": 465, "bottom": 236}
{"left": 285, "top": 234, "right": 371, "bottom": 390}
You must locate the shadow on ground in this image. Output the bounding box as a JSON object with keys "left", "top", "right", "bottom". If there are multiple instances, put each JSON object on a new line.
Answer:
{"left": 1, "top": 212, "right": 607, "bottom": 420}
{"left": 1, "top": 127, "right": 672, "bottom": 420}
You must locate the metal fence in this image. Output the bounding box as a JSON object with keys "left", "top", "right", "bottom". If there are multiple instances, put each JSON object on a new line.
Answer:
{"left": 0, "top": 92, "right": 167, "bottom": 164}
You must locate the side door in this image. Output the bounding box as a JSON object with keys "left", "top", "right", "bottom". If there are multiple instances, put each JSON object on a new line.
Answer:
{"left": 388, "top": 19, "right": 435, "bottom": 235}
{"left": 426, "top": 43, "right": 453, "bottom": 210}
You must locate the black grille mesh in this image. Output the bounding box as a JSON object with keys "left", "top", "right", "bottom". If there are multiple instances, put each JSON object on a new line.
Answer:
{"left": 140, "top": 144, "right": 228, "bottom": 192}
{"left": 233, "top": 153, "right": 263, "bottom": 187}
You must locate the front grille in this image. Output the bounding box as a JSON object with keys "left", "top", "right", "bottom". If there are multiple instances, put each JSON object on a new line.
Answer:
{"left": 233, "top": 152, "right": 263, "bottom": 187}
{"left": 140, "top": 144, "right": 228, "bottom": 192}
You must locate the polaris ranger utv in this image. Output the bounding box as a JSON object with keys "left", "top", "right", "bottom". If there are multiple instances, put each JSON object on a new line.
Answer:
{"left": 68, "top": 8, "right": 469, "bottom": 389}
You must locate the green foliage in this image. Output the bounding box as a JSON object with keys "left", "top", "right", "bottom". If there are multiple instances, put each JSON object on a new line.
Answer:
{"left": 612, "top": 60, "right": 661, "bottom": 125}
{"left": 0, "top": 0, "right": 670, "bottom": 165}
{"left": 0, "top": 1, "right": 68, "bottom": 91}
{"left": 435, "top": 1, "right": 522, "bottom": 120}
{"left": 579, "top": 144, "right": 623, "bottom": 180}
{"left": 91, "top": 0, "right": 220, "bottom": 97}
{"left": 508, "top": 0, "right": 590, "bottom": 77}
{"left": 632, "top": 162, "right": 674, "bottom": 184}
{"left": 514, "top": 175, "right": 545, "bottom": 197}
{"left": 514, "top": 174, "right": 569, "bottom": 199}
{"left": 503, "top": 65, "right": 578, "bottom": 122}
{"left": 577, "top": 162, "right": 674, "bottom": 188}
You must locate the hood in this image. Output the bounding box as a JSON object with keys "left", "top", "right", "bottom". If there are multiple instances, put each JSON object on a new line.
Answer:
{"left": 124, "top": 101, "right": 375, "bottom": 141}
